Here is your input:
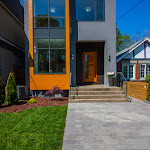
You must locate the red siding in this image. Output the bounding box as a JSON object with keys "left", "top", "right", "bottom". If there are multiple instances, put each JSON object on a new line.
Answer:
{"left": 136, "top": 61, "right": 140, "bottom": 80}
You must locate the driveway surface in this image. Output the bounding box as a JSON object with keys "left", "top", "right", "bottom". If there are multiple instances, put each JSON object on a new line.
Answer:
{"left": 62, "top": 98, "right": 150, "bottom": 150}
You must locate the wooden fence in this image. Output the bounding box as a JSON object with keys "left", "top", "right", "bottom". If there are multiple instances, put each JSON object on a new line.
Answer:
{"left": 123, "top": 81, "right": 148, "bottom": 101}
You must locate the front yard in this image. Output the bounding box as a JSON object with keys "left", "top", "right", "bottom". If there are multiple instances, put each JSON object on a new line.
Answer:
{"left": 0, "top": 106, "right": 67, "bottom": 150}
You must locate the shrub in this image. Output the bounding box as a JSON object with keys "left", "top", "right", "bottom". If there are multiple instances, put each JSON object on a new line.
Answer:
{"left": 5, "top": 73, "right": 18, "bottom": 105}
{"left": 27, "top": 98, "right": 36, "bottom": 104}
{"left": 44, "top": 86, "right": 63, "bottom": 96}
{"left": 146, "top": 81, "right": 150, "bottom": 102}
{"left": 145, "top": 75, "right": 150, "bottom": 83}
{"left": 0, "top": 77, "right": 5, "bottom": 105}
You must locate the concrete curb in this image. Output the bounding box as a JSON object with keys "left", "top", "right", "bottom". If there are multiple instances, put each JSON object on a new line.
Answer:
{"left": 144, "top": 100, "right": 150, "bottom": 104}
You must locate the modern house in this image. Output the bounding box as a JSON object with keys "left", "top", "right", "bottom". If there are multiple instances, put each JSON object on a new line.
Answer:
{"left": 117, "top": 37, "right": 150, "bottom": 81}
{"left": 0, "top": 0, "right": 25, "bottom": 85}
{"left": 25, "top": 0, "right": 116, "bottom": 93}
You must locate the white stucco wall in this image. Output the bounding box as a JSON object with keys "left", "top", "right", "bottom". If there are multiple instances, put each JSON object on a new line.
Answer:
{"left": 134, "top": 43, "right": 144, "bottom": 59}
{"left": 146, "top": 43, "right": 150, "bottom": 58}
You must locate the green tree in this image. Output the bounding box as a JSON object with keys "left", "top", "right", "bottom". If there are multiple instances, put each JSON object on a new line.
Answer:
{"left": 116, "top": 26, "right": 134, "bottom": 52}
{"left": 116, "top": 26, "right": 123, "bottom": 52}
{"left": 0, "top": 77, "right": 5, "bottom": 105}
{"left": 146, "top": 81, "right": 150, "bottom": 102}
{"left": 122, "top": 33, "right": 134, "bottom": 49}
{"left": 5, "top": 73, "right": 18, "bottom": 105}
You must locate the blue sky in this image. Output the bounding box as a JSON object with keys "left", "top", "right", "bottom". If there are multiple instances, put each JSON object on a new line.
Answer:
{"left": 117, "top": 0, "right": 150, "bottom": 38}
{"left": 20, "top": 0, "right": 150, "bottom": 38}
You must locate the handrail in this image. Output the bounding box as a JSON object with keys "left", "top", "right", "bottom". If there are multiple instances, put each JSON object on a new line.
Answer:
{"left": 70, "top": 73, "right": 72, "bottom": 100}
{"left": 121, "top": 73, "right": 128, "bottom": 85}
{"left": 120, "top": 72, "right": 128, "bottom": 99}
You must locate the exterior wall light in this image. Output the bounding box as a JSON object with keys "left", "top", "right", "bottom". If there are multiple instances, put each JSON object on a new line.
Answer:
{"left": 108, "top": 54, "right": 111, "bottom": 62}
{"left": 72, "top": 54, "right": 74, "bottom": 60}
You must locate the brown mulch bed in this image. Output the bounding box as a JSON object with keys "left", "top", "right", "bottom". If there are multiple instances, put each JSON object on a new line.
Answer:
{"left": 0, "top": 97, "right": 68, "bottom": 113}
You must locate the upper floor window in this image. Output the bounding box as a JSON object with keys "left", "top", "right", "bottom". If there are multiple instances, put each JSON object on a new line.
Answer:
{"left": 76, "top": 0, "right": 105, "bottom": 21}
{"left": 33, "top": 0, "right": 65, "bottom": 28}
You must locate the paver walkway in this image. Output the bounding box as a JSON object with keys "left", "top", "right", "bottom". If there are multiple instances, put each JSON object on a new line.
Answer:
{"left": 62, "top": 98, "right": 150, "bottom": 150}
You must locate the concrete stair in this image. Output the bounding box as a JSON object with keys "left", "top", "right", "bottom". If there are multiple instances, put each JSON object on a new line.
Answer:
{"left": 69, "top": 86, "right": 129, "bottom": 103}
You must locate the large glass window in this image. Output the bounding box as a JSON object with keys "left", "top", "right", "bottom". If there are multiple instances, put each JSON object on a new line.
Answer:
{"left": 34, "top": 39, "right": 49, "bottom": 49}
{"left": 76, "top": 0, "right": 105, "bottom": 21}
{"left": 33, "top": 0, "right": 65, "bottom": 28}
{"left": 97, "top": 0, "right": 105, "bottom": 20}
{"left": 123, "top": 64, "right": 135, "bottom": 80}
{"left": 50, "top": 39, "right": 66, "bottom": 73}
{"left": 33, "top": 0, "right": 48, "bottom": 27}
{"left": 34, "top": 49, "right": 49, "bottom": 73}
{"left": 34, "top": 39, "right": 66, "bottom": 74}
{"left": 140, "top": 64, "right": 150, "bottom": 79}
{"left": 33, "top": 0, "right": 48, "bottom": 17}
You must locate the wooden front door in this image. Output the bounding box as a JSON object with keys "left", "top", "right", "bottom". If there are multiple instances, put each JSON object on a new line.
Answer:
{"left": 83, "top": 52, "right": 97, "bottom": 83}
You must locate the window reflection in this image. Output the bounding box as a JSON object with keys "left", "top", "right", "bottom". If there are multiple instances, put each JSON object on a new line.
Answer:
{"left": 34, "top": 39, "right": 66, "bottom": 74}
{"left": 33, "top": 0, "right": 65, "bottom": 28}
{"left": 50, "top": 17, "right": 65, "bottom": 28}
{"left": 85, "top": 55, "right": 88, "bottom": 79}
{"left": 50, "top": 39, "right": 65, "bottom": 48}
{"left": 33, "top": 0, "right": 48, "bottom": 17}
{"left": 76, "top": 0, "right": 95, "bottom": 21}
{"left": 76, "top": 0, "right": 105, "bottom": 21}
{"left": 50, "top": 49, "right": 66, "bottom": 73}
{"left": 34, "top": 39, "right": 49, "bottom": 49}
{"left": 34, "top": 17, "right": 48, "bottom": 27}
{"left": 34, "top": 49, "right": 49, "bottom": 73}
{"left": 50, "top": 0, "right": 65, "bottom": 17}
{"left": 97, "top": 0, "right": 105, "bottom": 20}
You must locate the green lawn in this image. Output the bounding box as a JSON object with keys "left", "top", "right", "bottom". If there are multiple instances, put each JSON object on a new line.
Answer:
{"left": 0, "top": 106, "right": 67, "bottom": 150}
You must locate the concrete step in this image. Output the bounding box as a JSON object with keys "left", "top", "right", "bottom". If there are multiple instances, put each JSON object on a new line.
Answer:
{"left": 69, "top": 99, "right": 129, "bottom": 103}
{"left": 69, "top": 94, "right": 126, "bottom": 99}
{"left": 70, "top": 87, "right": 123, "bottom": 91}
{"left": 70, "top": 91, "right": 125, "bottom": 95}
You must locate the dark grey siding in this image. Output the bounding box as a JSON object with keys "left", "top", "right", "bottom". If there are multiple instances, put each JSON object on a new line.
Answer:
{"left": 69, "top": 0, "right": 78, "bottom": 86}
{"left": 24, "top": 0, "right": 30, "bottom": 93}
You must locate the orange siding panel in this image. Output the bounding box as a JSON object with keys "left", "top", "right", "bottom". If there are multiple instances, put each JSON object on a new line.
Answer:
{"left": 28, "top": 0, "right": 70, "bottom": 90}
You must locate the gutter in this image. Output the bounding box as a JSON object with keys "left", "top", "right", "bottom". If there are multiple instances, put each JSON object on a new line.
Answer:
{"left": 0, "top": 37, "right": 25, "bottom": 52}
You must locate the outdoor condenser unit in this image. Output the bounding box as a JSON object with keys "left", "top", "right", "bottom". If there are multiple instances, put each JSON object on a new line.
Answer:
{"left": 17, "top": 85, "right": 26, "bottom": 100}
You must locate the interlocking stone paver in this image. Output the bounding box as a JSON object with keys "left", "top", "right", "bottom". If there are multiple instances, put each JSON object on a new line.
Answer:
{"left": 62, "top": 98, "right": 150, "bottom": 150}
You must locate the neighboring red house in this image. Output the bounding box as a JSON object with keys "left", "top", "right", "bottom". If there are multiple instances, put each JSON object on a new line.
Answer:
{"left": 117, "top": 37, "right": 150, "bottom": 81}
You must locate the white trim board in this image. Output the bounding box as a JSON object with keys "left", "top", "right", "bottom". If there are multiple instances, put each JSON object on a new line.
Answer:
{"left": 117, "top": 37, "right": 150, "bottom": 63}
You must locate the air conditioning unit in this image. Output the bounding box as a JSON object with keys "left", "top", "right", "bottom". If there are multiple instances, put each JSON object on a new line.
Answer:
{"left": 17, "top": 85, "right": 26, "bottom": 100}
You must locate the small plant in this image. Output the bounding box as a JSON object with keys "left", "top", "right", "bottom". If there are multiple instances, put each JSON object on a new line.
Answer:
{"left": 146, "top": 81, "right": 150, "bottom": 102}
{"left": 107, "top": 72, "right": 115, "bottom": 78}
{"left": 5, "top": 73, "right": 18, "bottom": 105}
{"left": 145, "top": 75, "right": 150, "bottom": 83}
{"left": 0, "top": 77, "right": 5, "bottom": 105}
{"left": 27, "top": 98, "right": 36, "bottom": 104}
{"left": 44, "top": 86, "right": 63, "bottom": 96}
